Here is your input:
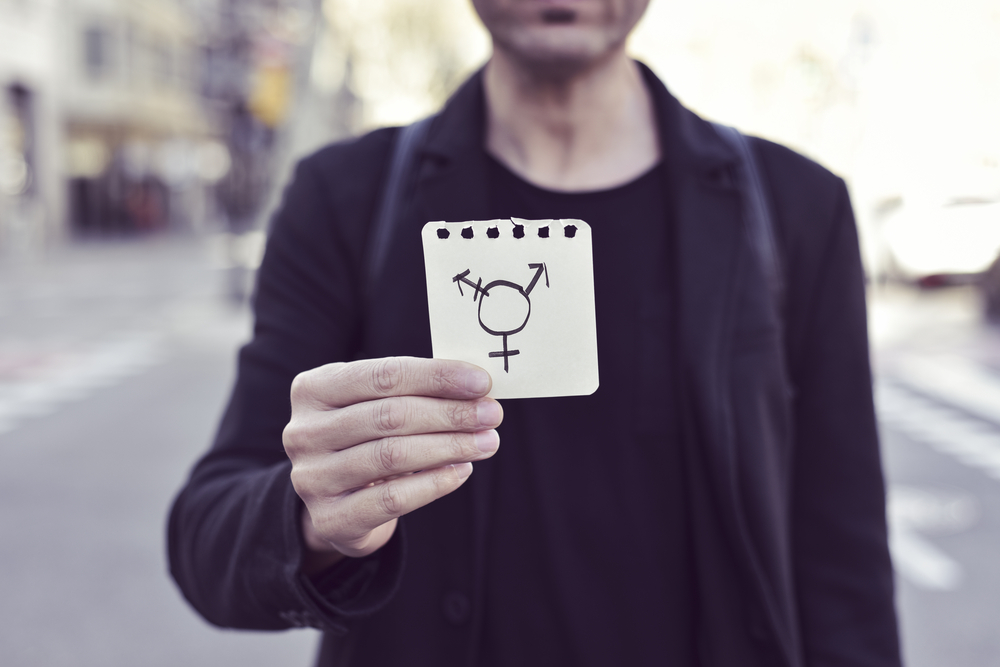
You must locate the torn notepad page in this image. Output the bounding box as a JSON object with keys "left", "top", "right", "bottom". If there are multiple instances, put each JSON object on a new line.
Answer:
{"left": 421, "top": 218, "right": 598, "bottom": 399}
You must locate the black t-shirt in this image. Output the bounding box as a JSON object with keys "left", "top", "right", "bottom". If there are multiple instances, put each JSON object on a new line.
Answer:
{"left": 480, "top": 155, "right": 697, "bottom": 666}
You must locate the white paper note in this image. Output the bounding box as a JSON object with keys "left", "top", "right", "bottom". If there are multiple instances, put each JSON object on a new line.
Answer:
{"left": 422, "top": 218, "right": 598, "bottom": 399}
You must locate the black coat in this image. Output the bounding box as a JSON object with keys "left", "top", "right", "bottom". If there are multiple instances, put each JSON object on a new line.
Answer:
{"left": 168, "top": 66, "right": 901, "bottom": 667}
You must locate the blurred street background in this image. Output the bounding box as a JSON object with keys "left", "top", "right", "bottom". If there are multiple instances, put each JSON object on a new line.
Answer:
{"left": 1, "top": 0, "right": 999, "bottom": 665}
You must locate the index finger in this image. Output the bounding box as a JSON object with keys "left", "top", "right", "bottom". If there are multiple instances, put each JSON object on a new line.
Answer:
{"left": 297, "top": 357, "right": 493, "bottom": 409}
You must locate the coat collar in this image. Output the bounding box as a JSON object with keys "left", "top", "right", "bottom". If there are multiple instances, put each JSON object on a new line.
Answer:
{"left": 639, "top": 64, "right": 797, "bottom": 662}
{"left": 410, "top": 71, "right": 491, "bottom": 225}
{"left": 418, "top": 62, "right": 740, "bottom": 177}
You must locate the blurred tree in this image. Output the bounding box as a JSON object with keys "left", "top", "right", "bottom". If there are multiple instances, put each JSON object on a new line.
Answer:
{"left": 320, "top": 0, "right": 488, "bottom": 129}
{"left": 199, "top": 0, "right": 317, "bottom": 234}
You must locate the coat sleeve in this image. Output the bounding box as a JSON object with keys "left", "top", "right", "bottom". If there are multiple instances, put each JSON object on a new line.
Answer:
{"left": 166, "top": 144, "right": 405, "bottom": 635}
{"left": 783, "top": 177, "right": 902, "bottom": 666}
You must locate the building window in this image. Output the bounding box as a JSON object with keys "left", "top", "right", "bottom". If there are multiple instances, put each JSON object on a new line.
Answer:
{"left": 151, "top": 39, "right": 174, "bottom": 85}
{"left": 84, "top": 26, "right": 113, "bottom": 80}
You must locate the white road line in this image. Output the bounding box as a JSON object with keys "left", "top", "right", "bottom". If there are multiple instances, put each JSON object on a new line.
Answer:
{"left": 886, "top": 485, "right": 976, "bottom": 591}
{"left": 876, "top": 382, "right": 1000, "bottom": 481}
{"left": 0, "top": 333, "right": 165, "bottom": 435}
{"left": 889, "top": 526, "right": 962, "bottom": 590}
{"left": 877, "top": 373, "right": 993, "bottom": 591}
{"left": 877, "top": 380, "right": 981, "bottom": 591}
{"left": 889, "top": 354, "right": 1000, "bottom": 425}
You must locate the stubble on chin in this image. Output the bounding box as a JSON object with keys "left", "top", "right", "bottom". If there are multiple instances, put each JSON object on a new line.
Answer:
{"left": 483, "top": 1, "right": 641, "bottom": 82}
{"left": 494, "top": 30, "right": 628, "bottom": 85}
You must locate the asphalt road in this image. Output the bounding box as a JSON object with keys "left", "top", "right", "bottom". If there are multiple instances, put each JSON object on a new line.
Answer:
{"left": 1, "top": 235, "right": 998, "bottom": 666}
{"left": 872, "top": 285, "right": 1000, "bottom": 666}
{"left": 0, "top": 236, "right": 317, "bottom": 666}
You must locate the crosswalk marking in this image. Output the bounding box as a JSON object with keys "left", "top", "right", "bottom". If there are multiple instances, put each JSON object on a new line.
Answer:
{"left": 889, "top": 524, "right": 962, "bottom": 590}
{"left": 886, "top": 485, "right": 977, "bottom": 591}
{"left": 0, "top": 333, "right": 165, "bottom": 435}
{"left": 876, "top": 359, "right": 1000, "bottom": 591}
{"left": 876, "top": 381, "right": 1000, "bottom": 481}
{"left": 888, "top": 354, "right": 1000, "bottom": 425}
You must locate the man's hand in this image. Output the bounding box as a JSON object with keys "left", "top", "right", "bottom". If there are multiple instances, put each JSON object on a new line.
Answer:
{"left": 283, "top": 357, "right": 502, "bottom": 573}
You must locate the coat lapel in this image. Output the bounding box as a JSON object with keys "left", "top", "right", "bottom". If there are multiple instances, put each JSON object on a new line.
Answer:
{"left": 412, "top": 73, "right": 493, "bottom": 226}
{"left": 644, "top": 65, "right": 797, "bottom": 665}
{"left": 642, "top": 64, "right": 745, "bottom": 500}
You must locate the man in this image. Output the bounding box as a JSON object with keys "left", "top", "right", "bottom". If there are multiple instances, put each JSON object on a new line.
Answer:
{"left": 169, "top": 0, "right": 902, "bottom": 665}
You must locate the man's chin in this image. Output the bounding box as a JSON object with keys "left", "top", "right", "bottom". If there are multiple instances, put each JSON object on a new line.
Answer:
{"left": 500, "top": 31, "right": 621, "bottom": 79}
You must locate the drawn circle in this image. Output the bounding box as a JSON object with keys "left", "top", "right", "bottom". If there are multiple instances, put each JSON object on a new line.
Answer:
{"left": 478, "top": 280, "right": 530, "bottom": 336}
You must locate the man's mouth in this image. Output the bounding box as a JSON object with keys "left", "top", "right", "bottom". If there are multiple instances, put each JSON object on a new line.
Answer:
{"left": 540, "top": 8, "right": 577, "bottom": 24}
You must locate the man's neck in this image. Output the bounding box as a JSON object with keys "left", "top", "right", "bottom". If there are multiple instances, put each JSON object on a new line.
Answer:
{"left": 483, "top": 48, "right": 660, "bottom": 192}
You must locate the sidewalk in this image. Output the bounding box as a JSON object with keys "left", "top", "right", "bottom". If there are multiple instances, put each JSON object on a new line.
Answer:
{"left": 0, "top": 233, "right": 319, "bottom": 667}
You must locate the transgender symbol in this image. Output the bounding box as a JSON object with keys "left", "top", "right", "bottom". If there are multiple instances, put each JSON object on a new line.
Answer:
{"left": 452, "top": 263, "right": 549, "bottom": 373}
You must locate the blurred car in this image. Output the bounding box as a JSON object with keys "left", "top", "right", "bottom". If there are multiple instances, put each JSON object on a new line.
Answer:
{"left": 881, "top": 196, "right": 1000, "bottom": 287}
{"left": 982, "top": 252, "right": 1000, "bottom": 321}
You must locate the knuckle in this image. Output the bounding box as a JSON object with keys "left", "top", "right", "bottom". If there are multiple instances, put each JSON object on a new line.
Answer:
{"left": 289, "top": 464, "right": 321, "bottom": 503}
{"left": 289, "top": 371, "right": 312, "bottom": 403}
{"left": 314, "top": 513, "right": 345, "bottom": 545}
{"left": 447, "top": 432, "right": 471, "bottom": 461}
{"left": 320, "top": 509, "right": 350, "bottom": 540}
{"left": 305, "top": 497, "right": 356, "bottom": 546}
{"left": 446, "top": 400, "right": 476, "bottom": 429}
{"left": 432, "top": 466, "right": 462, "bottom": 494}
{"left": 370, "top": 358, "right": 403, "bottom": 396}
{"left": 288, "top": 465, "right": 304, "bottom": 491}
{"left": 288, "top": 465, "right": 310, "bottom": 495}
{"left": 429, "top": 362, "right": 460, "bottom": 394}
{"left": 373, "top": 436, "right": 404, "bottom": 473}
{"left": 376, "top": 483, "right": 405, "bottom": 517}
{"left": 283, "top": 414, "right": 324, "bottom": 457}
{"left": 373, "top": 398, "right": 405, "bottom": 434}
{"left": 282, "top": 422, "right": 306, "bottom": 454}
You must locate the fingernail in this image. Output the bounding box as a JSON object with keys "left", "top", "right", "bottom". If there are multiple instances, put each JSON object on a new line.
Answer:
{"left": 453, "top": 462, "right": 474, "bottom": 479}
{"left": 474, "top": 429, "right": 500, "bottom": 453}
{"left": 464, "top": 369, "right": 491, "bottom": 395}
{"left": 477, "top": 400, "right": 502, "bottom": 426}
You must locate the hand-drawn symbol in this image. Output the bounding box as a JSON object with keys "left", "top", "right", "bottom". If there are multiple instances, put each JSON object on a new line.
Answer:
{"left": 452, "top": 263, "right": 549, "bottom": 373}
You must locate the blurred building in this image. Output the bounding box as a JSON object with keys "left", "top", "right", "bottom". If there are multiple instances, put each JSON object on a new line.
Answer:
{"left": 629, "top": 0, "right": 1000, "bottom": 281}
{"left": 0, "top": 0, "right": 226, "bottom": 249}
{"left": 315, "top": 0, "right": 487, "bottom": 133}
{"left": 198, "top": 0, "right": 318, "bottom": 235}
{"left": 0, "top": 0, "right": 307, "bottom": 253}
{"left": 59, "top": 0, "right": 222, "bottom": 237}
{"left": 0, "top": 0, "right": 490, "bottom": 255}
{"left": 0, "top": 0, "right": 61, "bottom": 254}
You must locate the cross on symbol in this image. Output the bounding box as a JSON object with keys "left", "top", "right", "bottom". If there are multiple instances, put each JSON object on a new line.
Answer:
{"left": 452, "top": 263, "right": 549, "bottom": 373}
